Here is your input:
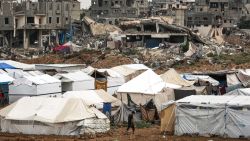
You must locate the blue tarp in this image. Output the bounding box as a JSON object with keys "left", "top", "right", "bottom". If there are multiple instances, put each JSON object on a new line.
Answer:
{"left": 0, "top": 63, "right": 16, "bottom": 69}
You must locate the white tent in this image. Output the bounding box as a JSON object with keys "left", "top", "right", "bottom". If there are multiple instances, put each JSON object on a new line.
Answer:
{"left": 63, "top": 89, "right": 120, "bottom": 108}
{"left": 111, "top": 64, "right": 149, "bottom": 82}
{"left": 0, "top": 97, "right": 110, "bottom": 135}
{"left": 226, "top": 96, "right": 250, "bottom": 138}
{"left": 9, "top": 74, "right": 62, "bottom": 103}
{"left": 175, "top": 95, "right": 237, "bottom": 137}
{"left": 54, "top": 71, "right": 95, "bottom": 92}
{"left": 117, "top": 69, "right": 181, "bottom": 110}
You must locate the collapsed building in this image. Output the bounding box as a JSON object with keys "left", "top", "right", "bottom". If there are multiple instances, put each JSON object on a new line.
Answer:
{"left": 119, "top": 18, "right": 203, "bottom": 48}
{"left": 0, "top": 0, "right": 81, "bottom": 49}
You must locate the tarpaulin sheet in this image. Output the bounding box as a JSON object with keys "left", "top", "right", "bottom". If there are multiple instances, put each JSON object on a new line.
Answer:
{"left": 0, "top": 63, "right": 16, "bottom": 69}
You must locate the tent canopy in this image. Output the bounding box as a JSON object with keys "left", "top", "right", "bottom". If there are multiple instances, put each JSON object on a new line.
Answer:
{"left": 176, "top": 95, "right": 237, "bottom": 106}
{"left": 161, "top": 69, "right": 194, "bottom": 87}
{"left": 0, "top": 97, "right": 106, "bottom": 123}
{"left": 117, "top": 69, "right": 181, "bottom": 94}
{"left": 63, "top": 89, "right": 119, "bottom": 105}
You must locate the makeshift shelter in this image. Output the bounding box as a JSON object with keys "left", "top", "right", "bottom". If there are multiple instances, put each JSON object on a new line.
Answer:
{"left": 9, "top": 74, "right": 62, "bottom": 103}
{"left": 225, "top": 96, "right": 250, "bottom": 138}
{"left": 117, "top": 69, "right": 180, "bottom": 111}
{"left": 161, "top": 69, "right": 194, "bottom": 87}
{"left": 0, "top": 60, "right": 34, "bottom": 70}
{"left": 54, "top": 71, "right": 95, "bottom": 92}
{"left": 173, "top": 86, "right": 207, "bottom": 100}
{"left": 97, "top": 69, "right": 125, "bottom": 95}
{"left": 174, "top": 95, "right": 236, "bottom": 136}
{"left": 0, "top": 97, "right": 110, "bottom": 135}
{"left": 111, "top": 64, "right": 149, "bottom": 82}
{"left": 225, "top": 88, "right": 250, "bottom": 96}
{"left": 160, "top": 101, "right": 176, "bottom": 133}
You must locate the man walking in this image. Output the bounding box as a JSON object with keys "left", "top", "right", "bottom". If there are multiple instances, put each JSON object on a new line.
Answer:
{"left": 127, "top": 111, "right": 135, "bottom": 134}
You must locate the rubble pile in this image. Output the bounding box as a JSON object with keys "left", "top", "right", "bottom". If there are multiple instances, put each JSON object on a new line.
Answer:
{"left": 10, "top": 16, "right": 250, "bottom": 72}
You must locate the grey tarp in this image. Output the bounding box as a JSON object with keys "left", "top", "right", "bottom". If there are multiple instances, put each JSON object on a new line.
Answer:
{"left": 225, "top": 96, "right": 250, "bottom": 138}
{"left": 174, "top": 95, "right": 237, "bottom": 136}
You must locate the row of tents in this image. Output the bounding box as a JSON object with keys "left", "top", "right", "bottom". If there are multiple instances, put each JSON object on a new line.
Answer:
{"left": 2, "top": 60, "right": 250, "bottom": 138}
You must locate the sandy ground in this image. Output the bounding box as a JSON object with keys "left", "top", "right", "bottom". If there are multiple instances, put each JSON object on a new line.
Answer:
{"left": 0, "top": 125, "right": 248, "bottom": 141}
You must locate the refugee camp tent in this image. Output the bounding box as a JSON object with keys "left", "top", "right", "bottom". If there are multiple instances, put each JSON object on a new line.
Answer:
{"left": 183, "top": 74, "right": 220, "bottom": 86}
{"left": 97, "top": 69, "right": 125, "bottom": 95}
{"left": 9, "top": 74, "right": 62, "bottom": 103}
{"left": 225, "top": 96, "right": 250, "bottom": 138}
{"left": 173, "top": 86, "right": 207, "bottom": 100}
{"left": 5, "top": 69, "right": 44, "bottom": 79}
{"left": 63, "top": 89, "right": 119, "bottom": 108}
{"left": 0, "top": 60, "right": 34, "bottom": 70}
{"left": 54, "top": 71, "right": 95, "bottom": 92}
{"left": 225, "top": 88, "right": 250, "bottom": 96}
{"left": 117, "top": 69, "right": 181, "bottom": 111}
{"left": 111, "top": 64, "right": 149, "bottom": 82}
{"left": 174, "top": 95, "right": 236, "bottom": 136}
{"left": 0, "top": 97, "right": 110, "bottom": 135}
{"left": 161, "top": 69, "right": 194, "bottom": 87}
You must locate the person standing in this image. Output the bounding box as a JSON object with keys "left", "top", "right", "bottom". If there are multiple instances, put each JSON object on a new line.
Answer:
{"left": 127, "top": 111, "right": 135, "bottom": 134}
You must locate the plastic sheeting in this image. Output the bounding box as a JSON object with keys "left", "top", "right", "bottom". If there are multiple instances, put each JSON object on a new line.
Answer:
{"left": 174, "top": 95, "right": 250, "bottom": 138}
{"left": 225, "top": 88, "right": 250, "bottom": 96}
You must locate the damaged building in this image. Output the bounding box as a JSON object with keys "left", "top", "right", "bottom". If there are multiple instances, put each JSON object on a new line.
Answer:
{"left": 186, "top": 0, "right": 249, "bottom": 28}
{"left": 0, "top": 0, "right": 81, "bottom": 49}
{"left": 119, "top": 19, "right": 190, "bottom": 48}
{"left": 152, "top": 0, "right": 194, "bottom": 26}
{"left": 90, "top": 0, "right": 149, "bottom": 24}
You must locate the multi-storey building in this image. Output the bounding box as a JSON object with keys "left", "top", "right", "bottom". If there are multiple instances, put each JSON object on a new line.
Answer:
{"left": 0, "top": 0, "right": 81, "bottom": 48}
{"left": 186, "top": 0, "right": 247, "bottom": 27}
{"left": 90, "top": 0, "right": 149, "bottom": 21}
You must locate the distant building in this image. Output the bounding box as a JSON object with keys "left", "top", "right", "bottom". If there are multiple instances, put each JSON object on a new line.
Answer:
{"left": 90, "top": 0, "right": 149, "bottom": 23}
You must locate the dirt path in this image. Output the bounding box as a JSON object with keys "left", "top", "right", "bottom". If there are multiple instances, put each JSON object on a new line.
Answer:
{"left": 0, "top": 125, "right": 248, "bottom": 141}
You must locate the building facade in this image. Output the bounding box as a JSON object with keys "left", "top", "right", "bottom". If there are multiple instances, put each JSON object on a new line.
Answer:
{"left": 90, "top": 0, "right": 149, "bottom": 19}
{"left": 0, "top": 0, "right": 81, "bottom": 48}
